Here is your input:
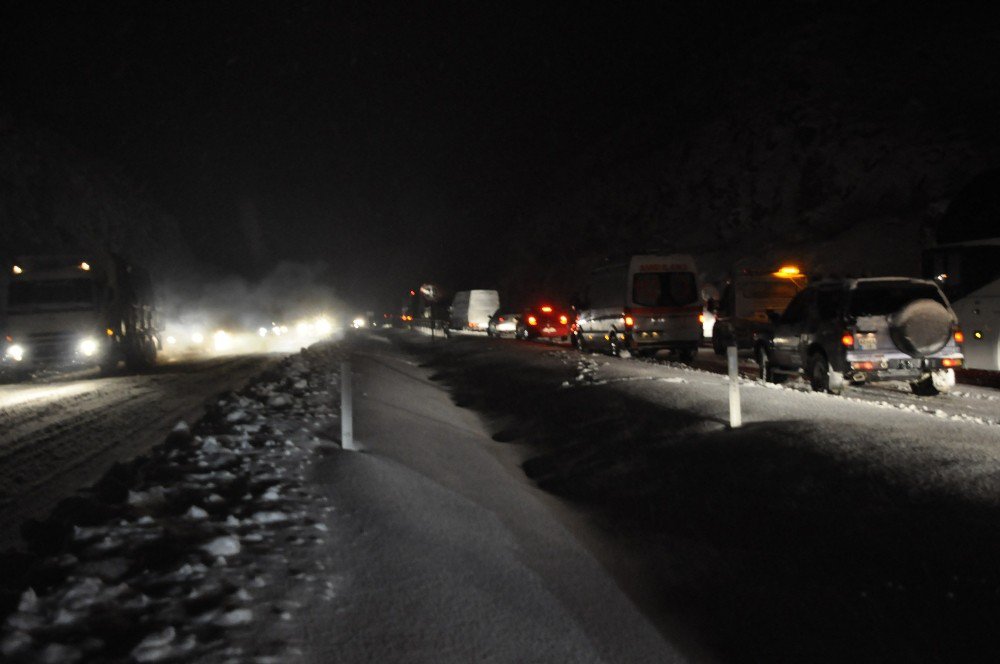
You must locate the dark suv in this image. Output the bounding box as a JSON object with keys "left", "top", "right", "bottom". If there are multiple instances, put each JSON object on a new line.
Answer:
{"left": 756, "top": 278, "right": 964, "bottom": 396}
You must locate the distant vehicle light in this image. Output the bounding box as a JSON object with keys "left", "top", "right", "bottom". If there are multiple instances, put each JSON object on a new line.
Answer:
{"left": 297, "top": 321, "right": 314, "bottom": 336}
{"left": 841, "top": 333, "right": 855, "bottom": 348}
{"left": 258, "top": 327, "right": 268, "bottom": 337}
{"left": 624, "top": 315, "right": 635, "bottom": 327}
{"left": 315, "top": 317, "right": 333, "bottom": 335}
{"left": 541, "top": 306, "right": 553, "bottom": 313}
{"left": 166, "top": 335, "right": 177, "bottom": 345}
{"left": 774, "top": 266, "right": 801, "bottom": 278}
{"left": 942, "top": 358, "right": 963, "bottom": 368}
{"left": 954, "top": 330, "right": 964, "bottom": 344}
{"left": 80, "top": 262, "right": 91, "bottom": 271}
{"left": 11, "top": 265, "right": 23, "bottom": 275}
{"left": 5, "top": 344, "right": 25, "bottom": 362}
{"left": 352, "top": 318, "right": 365, "bottom": 329}
{"left": 559, "top": 315, "right": 568, "bottom": 325}
{"left": 191, "top": 332, "right": 205, "bottom": 344}
{"left": 498, "top": 317, "right": 504, "bottom": 322}
{"left": 698, "top": 313, "right": 705, "bottom": 324}
{"left": 213, "top": 330, "right": 232, "bottom": 351}
{"left": 410, "top": 290, "right": 416, "bottom": 296}
{"left": 105, "top": 328, "right": 115, "bottom": 336}
{"left": 527, "top": 315, "right": 538, "bottom": 326}
{"left": 974, "top": 331, "right": 983, "bottom": 340}
{"left": 851, "top": 361, "right": 875, "bottom": 371}
{"left": 78, "top": 337, "right": 99, "bottom": 357}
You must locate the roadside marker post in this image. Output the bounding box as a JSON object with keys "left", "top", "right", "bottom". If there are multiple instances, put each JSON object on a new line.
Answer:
{"left": 727, "top": 345, "right": 742, "bottom": 429}
{"left": 341, "top": 359, "right": 356, "bottom": 450}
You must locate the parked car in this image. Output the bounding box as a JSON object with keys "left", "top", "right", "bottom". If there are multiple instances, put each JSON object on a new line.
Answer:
{"left": 447, "top": 290, "right": 500, "bottom": 332}
{"left": 516, "top": 304, "right": 572, "bottom": 342}
{"left": 710, "top": 266, "right": 805, "bottom": 355}
{"left": 574, "top": 254, "right": 701, "bottom": 360}
{"left": 487, "top": 310, "right": 519, "bottom": 337}
{"left": 757, "top": 277, "right": 964, "bottom": 396}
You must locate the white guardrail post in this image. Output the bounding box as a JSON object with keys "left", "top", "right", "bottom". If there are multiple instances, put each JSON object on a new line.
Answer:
{"left": 341, "top": 359, "right": 355, "bottom": 450}
{"left": 727, "top": 345, "right": 742, "bottom": 429}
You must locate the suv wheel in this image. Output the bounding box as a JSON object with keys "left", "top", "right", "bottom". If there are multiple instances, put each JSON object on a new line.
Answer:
{"left": 756, "top": 345, "right": 786, "bottom": 384}
{"left": 808, "top": 352, "right": 844, "bottom": 395}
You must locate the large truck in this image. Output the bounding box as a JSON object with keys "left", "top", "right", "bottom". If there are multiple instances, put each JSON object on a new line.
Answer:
{"left": 447, "top": 289, "right": 500, "bottom": 332}
{"left": 574, "top": 254, "right": 702, "bottom": 359}
{"left": 923, "top": 240, "right": 1000, "bottom": 371}
{"left": 1, "top": 253, "right": 160, "bottom": 375}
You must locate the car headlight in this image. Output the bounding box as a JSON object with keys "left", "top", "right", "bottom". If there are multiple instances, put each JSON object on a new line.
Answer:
{"left": 213, "top": 330, "right": 232, "bottom": 351}
{"left": 5, "top": 344, "right": 25, "bottom": 362}
{"left": 78, "top": 337, "right": 100, "bottom": 357}
{"left": 191, "top": 332, "right": 205, "bottom": 344}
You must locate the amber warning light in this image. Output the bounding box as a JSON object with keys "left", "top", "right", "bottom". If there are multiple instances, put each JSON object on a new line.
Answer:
{"left": 774, "top": 265, "right": 801, "bottom": 278}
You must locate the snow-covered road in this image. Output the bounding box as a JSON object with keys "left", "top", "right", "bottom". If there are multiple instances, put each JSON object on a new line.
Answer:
{"left": 401, "top": 330, "right": 1000, "bottom": 662}
{"left": 0, "top": 356, "right": 276, "bottom": 549}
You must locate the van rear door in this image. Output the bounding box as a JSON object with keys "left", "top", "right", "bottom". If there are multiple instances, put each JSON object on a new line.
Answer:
{"left": 627, "top": 255, "right": 701, "bottom": 345}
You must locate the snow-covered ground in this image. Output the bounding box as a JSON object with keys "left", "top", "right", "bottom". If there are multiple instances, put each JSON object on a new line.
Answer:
{"left": 402, "top": 331, "right": 1000, "bottom": 662}
{"left": 0, "top": 356, "right": 274, "bottom": 550}
{"left": 0, "top": 348, "right": 343, "bottom": 662}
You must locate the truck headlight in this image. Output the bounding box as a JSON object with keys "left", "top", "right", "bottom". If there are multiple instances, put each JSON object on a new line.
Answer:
{"left": 78, "top": 337, "right": 100, "bottom": 357}
{"left": 5, "top": 344, "right": 25, "bottom": 362}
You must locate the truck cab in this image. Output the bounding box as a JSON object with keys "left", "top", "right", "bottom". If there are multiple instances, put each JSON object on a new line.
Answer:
{"left": 709, "top": 266, "right": 805, "bottom": 355}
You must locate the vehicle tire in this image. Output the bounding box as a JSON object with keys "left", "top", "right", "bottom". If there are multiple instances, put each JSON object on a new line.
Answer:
{"left": 608, "top": 330, "right": 621, "bottom": 357}
{"left": 910, "top": 374, "right": 940, "bottom": 396}
{"left": 711, "top": 329, "right": 725, "bottom": 357}
{"left": 889, "top": 298, "right": 953, "bottom": 357}
{"left": 755, "top": 345, "right": 784, "bottom": 383}
{"left": 808, "top": 352, "right": 844, "bottom": 395}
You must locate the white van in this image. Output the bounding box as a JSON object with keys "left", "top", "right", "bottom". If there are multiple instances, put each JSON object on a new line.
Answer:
{"left": 575, "top": 254, "right": 701, "bottom": 359}
{"left": 448, "top": 290, "right": 500, "bottom": 332}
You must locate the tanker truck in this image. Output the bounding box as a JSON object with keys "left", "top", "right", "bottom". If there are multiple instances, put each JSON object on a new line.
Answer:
{"left": 1, "top": 253, "right": 160, "bottom": 375}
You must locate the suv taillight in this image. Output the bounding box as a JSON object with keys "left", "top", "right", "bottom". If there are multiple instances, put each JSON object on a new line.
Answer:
{"left": 954, "top": 329, "right": 964, "bottom": 345}
{"left": 840, "top": 332, "right": 854, "bottom": 348}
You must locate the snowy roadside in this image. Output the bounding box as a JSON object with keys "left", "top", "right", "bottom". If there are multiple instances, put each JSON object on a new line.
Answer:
{"left": 0, "top": 344, "right": 344, "bottom": 663}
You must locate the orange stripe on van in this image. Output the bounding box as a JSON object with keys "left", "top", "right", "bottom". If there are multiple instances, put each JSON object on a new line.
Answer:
{"left": 629, "top": 306, "right": 702, "bottom": 316}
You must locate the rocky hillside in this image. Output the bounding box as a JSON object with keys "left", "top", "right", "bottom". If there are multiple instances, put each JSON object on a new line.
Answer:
{"left": 505, "top": 7, "right": 1000, "bottom": 301}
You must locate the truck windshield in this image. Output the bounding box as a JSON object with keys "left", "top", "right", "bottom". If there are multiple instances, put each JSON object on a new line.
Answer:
{"left": 848, "top": 282, "right": 946, "bottom": 316}
{"left": 632, "top": 272, "right": 697, "bottom": 307}
{"left": 7, "top": 279, "right": 95, "bottom": 308}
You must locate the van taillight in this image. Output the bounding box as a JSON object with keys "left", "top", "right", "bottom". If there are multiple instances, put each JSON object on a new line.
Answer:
{"left": 559, "top": 315, "right": 568, "bottom": 325}
{"left": 698, "top": 313, "right": 705, "bottom": 324}
{"left": 841, "top": 333, "right": 854, "bottom": 348}
{"left": 527, "top": 315, "right": 537, "bottom": 326}
{"left": 623, "top": 315, "right": 634, "bottom": 327}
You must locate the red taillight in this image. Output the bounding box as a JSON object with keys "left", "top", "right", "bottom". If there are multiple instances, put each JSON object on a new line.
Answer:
{"left": 527, "top": 315, "right": 537, "bottom": 326}
{"left": 942, "top": 358, "right": 963, "bottom": 368}
{"left": 541, "top": 305, "right": 553, "bottom": 313}
{"left": 954, "top": 330, "right": 964, "bottom": 344}
{"left": 623, "top": 315, "right": 634, "bottom": 327}
{"left": 851, "top": 361, "right": 875, "bottom": 371}
{"left": 559, "top": 315, "right": 568, "bottom": 325}
{"left": 498, "top": 317, "right": 504, "bottom": 322}
{"left": 841, "top": 333, "right": 854, "bottom": 348}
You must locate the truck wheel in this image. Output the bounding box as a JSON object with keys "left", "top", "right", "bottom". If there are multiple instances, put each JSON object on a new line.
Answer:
{"left": 808, "top": 352, "right": 844, "bottom": 395}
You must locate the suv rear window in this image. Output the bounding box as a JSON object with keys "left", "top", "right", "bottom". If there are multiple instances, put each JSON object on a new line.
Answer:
{"left": 633, "top": 272, "right": 697, "bottom": 307}
{"left": 848, "top": 281, "right": 946, "bottom": 316}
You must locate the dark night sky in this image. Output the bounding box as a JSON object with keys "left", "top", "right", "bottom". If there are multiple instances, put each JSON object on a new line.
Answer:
{"left": 0, "top": 2, "right": 988, "bottom": 309}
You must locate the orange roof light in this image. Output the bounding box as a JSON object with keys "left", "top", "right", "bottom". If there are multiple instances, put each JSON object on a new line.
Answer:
{"left": 540, "top": 306, "right": 553, "bottom": 313}
{"left": 774, "top": 265, "right": 801, "bottom": 278}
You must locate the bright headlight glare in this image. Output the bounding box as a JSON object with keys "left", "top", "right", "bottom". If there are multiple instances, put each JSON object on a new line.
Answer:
{"left": 315, "top": 317, "right": 333, "bottom": 335}
{"left": 296, "top": 321, "right": 313, "bottom": 337}
{"left": 258, "top": 327, "right": 268, "bottom": 337}
{"left": 191, "top": 332, "right": 205, "bottom": 344}
{"left": 6, "top": 344, "right": 25, "bottom": 362}
{"left": 213, "top": 330, "right": 232, "bottom": 351}
{"left": 78, "top": 337, "right": 99, "bottom": 357}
